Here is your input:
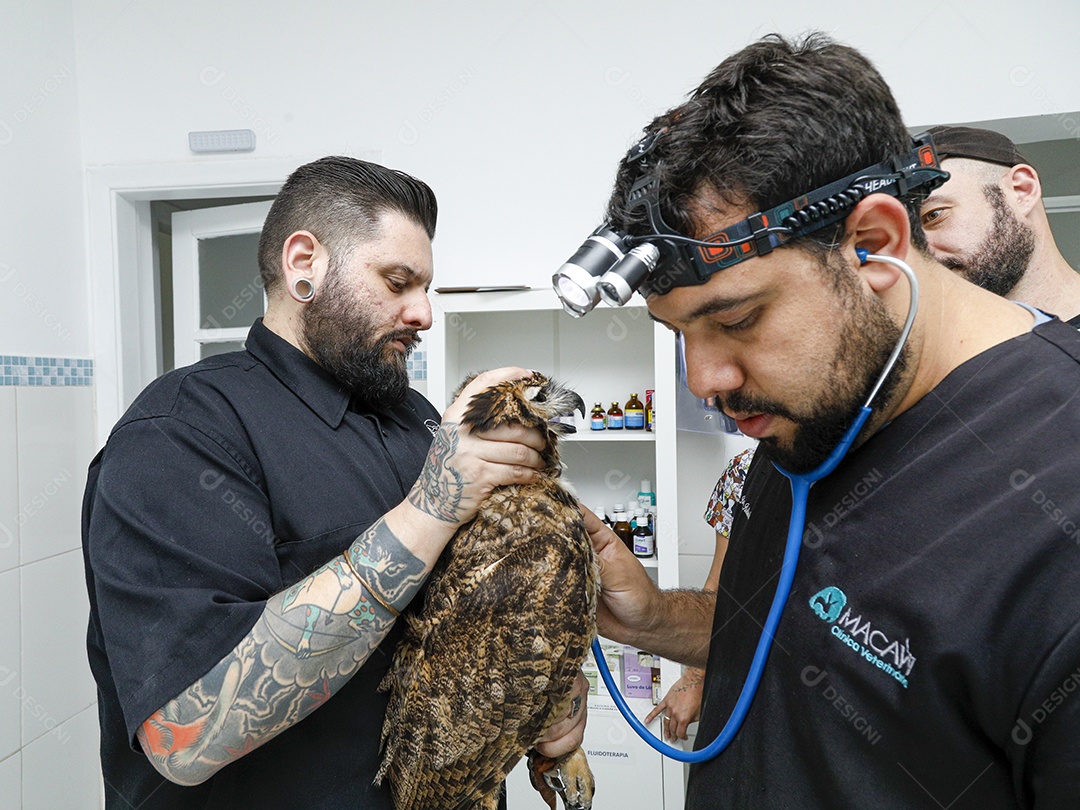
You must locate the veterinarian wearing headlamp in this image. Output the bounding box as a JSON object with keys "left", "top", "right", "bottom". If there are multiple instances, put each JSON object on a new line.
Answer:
{"left": 565, "top": 33, "right": 1080, "bottom": 808}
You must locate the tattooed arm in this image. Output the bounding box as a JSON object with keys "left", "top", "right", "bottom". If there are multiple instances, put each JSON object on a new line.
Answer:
{"left": 138, "top": 368, "right": 546, "bottom": 785}
{"left": 137, "top": 518, "right": 425, "bottom": 785}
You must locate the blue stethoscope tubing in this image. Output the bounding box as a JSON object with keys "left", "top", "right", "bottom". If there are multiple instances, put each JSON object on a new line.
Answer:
{"left": 591, "top": 249, "right": 919, "bottom": 763}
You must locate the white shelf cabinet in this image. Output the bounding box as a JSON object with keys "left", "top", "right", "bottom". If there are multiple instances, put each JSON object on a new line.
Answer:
{"left": 426, "top": 288, "right": 688, "bottom": 810}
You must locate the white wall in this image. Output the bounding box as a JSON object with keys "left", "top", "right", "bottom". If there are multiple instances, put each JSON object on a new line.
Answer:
{"left": 0, "top": 3, "right": 101, "bottom": 808}
{"left": 71, "top": 0, "right": 1080, "bottom": 292}
{"left": 0, "top": 0, "right": 88, "bottom": 356}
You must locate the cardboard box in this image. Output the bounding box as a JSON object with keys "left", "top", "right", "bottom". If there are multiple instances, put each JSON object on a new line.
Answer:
{"left": 622, "top": 647, "right": 655, "bottom": 700}
{"left": 584, "top": 642, "right": 623, "bottom": 698}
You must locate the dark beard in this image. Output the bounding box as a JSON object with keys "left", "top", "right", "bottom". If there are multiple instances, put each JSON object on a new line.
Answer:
{"left": 299, "top": 277, "right": 419, "bottom": 408}
{"left": 939, "top": 185, "right": 1035, "bottom": 297}
{"left": 722, "top": 270, "right": 907, "bottom": 474}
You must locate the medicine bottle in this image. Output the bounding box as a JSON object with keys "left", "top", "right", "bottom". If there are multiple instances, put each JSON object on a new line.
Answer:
{"left": 645, "top": 390, "right": 655, "bottom": 432}
{"left": 624, "top": 393, "right": 645, "bottom": 430}
{"left": 590, "top": 402, "right": 606, "bottom": 431}
{"left": 613, "top": 511, "right": 633, "bottom": 552}
{"left": 633, "top": 513, "right": 654, "bottom": 558}
{"left": 607, "top": 401, "right": 624, "bottom": 430}
{"left": 637, "top": 480, "right": 655, "bottom": 513}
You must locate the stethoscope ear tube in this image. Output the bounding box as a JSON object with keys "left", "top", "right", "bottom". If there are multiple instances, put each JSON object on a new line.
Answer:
{"left": 593, "top": 251, "right": 917, "bottom": 762}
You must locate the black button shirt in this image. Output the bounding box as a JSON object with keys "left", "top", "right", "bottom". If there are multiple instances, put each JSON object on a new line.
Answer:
{"left": 82, "top": 319, "right": 440, "bottom": 809}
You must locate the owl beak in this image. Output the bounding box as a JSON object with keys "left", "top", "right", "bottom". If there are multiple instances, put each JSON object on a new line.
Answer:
{"left": 570, "top": 392, "right": 586, "bottom": 420}
{"left": 543, "top": 385, "right": 586, "bottom": 436}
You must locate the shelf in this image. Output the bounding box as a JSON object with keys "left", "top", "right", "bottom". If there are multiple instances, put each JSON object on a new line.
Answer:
{"left": 428, "top": 293, "right": 688, "bottom": 810}
{"left": 564, "top": 430, "right": 656, "bottom": 443}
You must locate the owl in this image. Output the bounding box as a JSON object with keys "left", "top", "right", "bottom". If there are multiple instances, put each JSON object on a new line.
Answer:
{"left": 376, "top": 372, "right": 598, "bottom": 810}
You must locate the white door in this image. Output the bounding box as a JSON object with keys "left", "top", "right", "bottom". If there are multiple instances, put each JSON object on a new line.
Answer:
{"left": 171, "top": 200, "right": 273, "bottom": 367}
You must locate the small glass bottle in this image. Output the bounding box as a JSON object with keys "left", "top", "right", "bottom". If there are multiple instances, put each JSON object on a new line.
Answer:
{"left": 625, "top": 392, "right": 645, "bottom": 430}
{"left": 607, "top": 401, "right": 624, "bottom": 430}
{"left": 594, "top": 504, "right": 609, "bottom": 527}
{"left": 645, "top": 389, "right": 654, "bottom": 432}
{"left": 590, "top": 402, "right": 606, "bottom": 431}
{"left": 633, "top": 512, "right": 655, "bottom": 558}
{"left": 613, "top": 511, "right": 633, "bottom": 552}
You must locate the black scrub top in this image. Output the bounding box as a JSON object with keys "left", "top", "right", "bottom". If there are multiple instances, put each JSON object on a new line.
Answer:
{"left": 82, "top": 319, "right": 440, "bottom": 809}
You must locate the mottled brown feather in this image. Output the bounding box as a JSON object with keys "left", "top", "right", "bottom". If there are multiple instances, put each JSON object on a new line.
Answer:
{"left": 376, "top": 374, "right": 597, "bottom": 810}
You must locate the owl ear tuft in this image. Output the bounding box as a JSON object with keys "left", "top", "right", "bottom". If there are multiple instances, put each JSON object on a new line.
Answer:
{"left": 460, "top": 383, "right": 508, "bottom": 432}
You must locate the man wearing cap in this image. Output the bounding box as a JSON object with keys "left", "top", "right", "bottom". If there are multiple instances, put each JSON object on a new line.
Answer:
{"left": 921, "top": 124, "right": 1080, "bottom": 323}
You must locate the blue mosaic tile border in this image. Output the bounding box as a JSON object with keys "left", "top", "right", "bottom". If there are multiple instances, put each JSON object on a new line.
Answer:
{"left": 405, "top": 350, "right": 427, "bottom": 382}
{"left": 0, "top": 356, "right": 94, "bottom": 386}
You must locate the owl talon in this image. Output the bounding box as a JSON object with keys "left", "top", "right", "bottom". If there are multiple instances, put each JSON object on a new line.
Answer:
{"left": 543, "top": 748, "right": 594, "bottom": 810}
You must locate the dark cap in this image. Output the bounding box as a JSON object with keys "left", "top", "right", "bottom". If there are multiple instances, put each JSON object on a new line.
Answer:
{"left": 927, "top": 125, "right": 1029, "bottom": 168}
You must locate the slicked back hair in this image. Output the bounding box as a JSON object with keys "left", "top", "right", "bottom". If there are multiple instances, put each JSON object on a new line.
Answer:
{"left": 258, "top": 156, "right": 438, "bottom": 294}
{"left": 606, "top": 33, "right": 928, "bottom": 264}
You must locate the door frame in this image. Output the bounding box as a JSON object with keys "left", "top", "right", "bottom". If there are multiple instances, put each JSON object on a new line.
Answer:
{"left": 85, "top": 158, "right": 297, "bottom": 441}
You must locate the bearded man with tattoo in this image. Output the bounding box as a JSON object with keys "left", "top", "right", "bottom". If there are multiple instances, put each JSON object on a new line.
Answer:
{"left": 81, "top": 157, "right": 587, "bottom": 809}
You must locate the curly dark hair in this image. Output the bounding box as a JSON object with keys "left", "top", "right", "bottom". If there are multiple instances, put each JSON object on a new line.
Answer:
{"left": 258, "top": 156, "right": 437, "bottom": 294}
{"left": 606, "top": 33, "right": 927, "bottom": 260}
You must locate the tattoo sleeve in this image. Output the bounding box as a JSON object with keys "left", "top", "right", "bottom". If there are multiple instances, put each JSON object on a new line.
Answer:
{"left": 407, "top": 421, "right": 468, "bottom": 523}
{"left": 137, "top": 517, "right": 427, "bottom": 785}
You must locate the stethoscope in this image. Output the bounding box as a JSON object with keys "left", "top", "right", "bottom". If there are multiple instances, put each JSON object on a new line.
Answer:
{"left": 591, "top": 249, "right": 919, "bottom": 762}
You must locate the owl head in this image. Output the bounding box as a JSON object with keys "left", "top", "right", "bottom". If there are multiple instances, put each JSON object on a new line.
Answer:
{"left": 456, "top": 372, "right": 586, "bottom": 469}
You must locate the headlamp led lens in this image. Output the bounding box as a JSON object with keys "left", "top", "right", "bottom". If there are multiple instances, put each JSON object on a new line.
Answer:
{"left": 597, "top": 243, "right": 661, "bottom": 307}
{"left": 553, "top": 270, "right": 599, "bottom": 317}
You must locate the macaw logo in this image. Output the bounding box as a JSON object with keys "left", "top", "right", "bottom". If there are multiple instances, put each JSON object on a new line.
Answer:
{"left": 809, "top": 585, "right": 916, "bottom": 688}
{"left": 809, "top": 586, "right": 847, "bottom": 623}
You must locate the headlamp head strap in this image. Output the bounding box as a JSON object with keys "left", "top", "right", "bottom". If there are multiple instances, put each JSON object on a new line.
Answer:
{"left": 626, "top": 130, "right": 948, "bottom": 296}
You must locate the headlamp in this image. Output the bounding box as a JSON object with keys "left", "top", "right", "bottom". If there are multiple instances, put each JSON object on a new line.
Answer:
{"left": 553, "top": 130, "right": 949, "bottom": 317}
{"left": 552, "top": 226, "right": 634, "bottom": 317}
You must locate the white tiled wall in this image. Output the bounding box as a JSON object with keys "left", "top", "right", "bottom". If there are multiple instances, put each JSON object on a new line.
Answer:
{"left": 0, "top": 382, "right": 102, "bottom": 809}
{"left": 0, "top": 752, "right": 20, "bottom": 808}
{"left": 0, "top": 390, "right": 18, "bottom": 574}
{"left": 16, "top": 388, "right": 95, "bottom": 565}
{"left": 0, "top": 568, "right": 20, "bottom": 761}
{"left": 22, "top": 706, "right": 101, "bottom": 809}
{"left": 21, "top": 550, "right": 96, "bottom": 748}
